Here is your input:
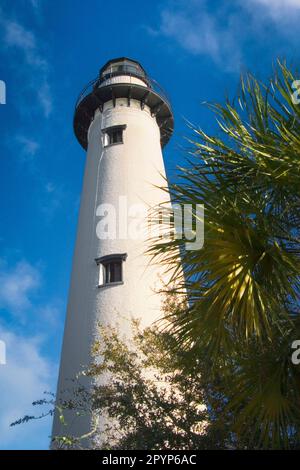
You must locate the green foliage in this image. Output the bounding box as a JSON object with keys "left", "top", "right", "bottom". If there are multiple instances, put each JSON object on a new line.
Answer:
{"left": 86, "top": 319, "right": 230, "bottom": 449}
{"left": 149, "top": 61, "right": 300, "bottom": 448}
{"left": 13, "top": 317, "right": 238, "bottom": 449}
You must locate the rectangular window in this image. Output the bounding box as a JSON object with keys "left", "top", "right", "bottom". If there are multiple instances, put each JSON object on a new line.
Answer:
{"left": 95, "top": 253, "right": 127, "bottom": 287}
{"left": 102, "top": 125, "right": 126, "bottom": 147}
{"left": 108, "top": 128, "right": 123, "bottom": 145}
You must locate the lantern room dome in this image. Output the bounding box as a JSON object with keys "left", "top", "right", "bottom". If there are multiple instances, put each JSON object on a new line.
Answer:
{"left": 74, "top": 57, "right": 174, "bottom": 150}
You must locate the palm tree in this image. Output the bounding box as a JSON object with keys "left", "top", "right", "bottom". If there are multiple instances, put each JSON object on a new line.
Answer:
{"left": 150, "top": 62, "right": 300, "bottom": 448}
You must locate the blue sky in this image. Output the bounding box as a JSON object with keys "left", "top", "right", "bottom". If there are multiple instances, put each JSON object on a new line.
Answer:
{"left": 0, "top": 0, "right": 299, "bottom": 450}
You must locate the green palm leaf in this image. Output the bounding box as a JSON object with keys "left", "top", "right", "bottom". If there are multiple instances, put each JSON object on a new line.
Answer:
{"left": 149, "top": 61, "right": 300, "bottom": 448}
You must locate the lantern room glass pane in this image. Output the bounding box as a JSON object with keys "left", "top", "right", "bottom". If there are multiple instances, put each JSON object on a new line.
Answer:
{"left": 102, "top": 60, "right": 144, "bottom": 78}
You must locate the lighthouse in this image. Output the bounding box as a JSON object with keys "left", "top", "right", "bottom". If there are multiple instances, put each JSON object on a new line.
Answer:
{"left": 52, "top": 58, "right": 175, "bottom": 446}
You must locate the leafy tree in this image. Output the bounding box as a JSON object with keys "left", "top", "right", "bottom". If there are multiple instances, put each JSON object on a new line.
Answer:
{"left": 149, "top": 61, "right": 300, "bottom": 448}
{"left": 12, "top": 313, "right": 246, "bottom": 449}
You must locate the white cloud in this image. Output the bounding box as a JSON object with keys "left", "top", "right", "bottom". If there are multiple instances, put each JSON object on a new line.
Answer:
{"left": 245, "top": 0, "right": 300, "bottom": 21}
{"left": 161, "top": 9, "right": 217, "bottom": 57}
{"left": 0, "top": 261, "right": 40, "bottom": 312}
{"left": 0, "top": 258, "right": 62, "bottom": 448}
{"left": 2, "top": 18, "right": 47, "bottom": 71}
{"left": 38, "top": 82, "right": 53, "bottom": 118}
{"left": 151, "top": 0, "right": 300, "bottom": 70}
{"left": 159, "top": 5, "right": 242, "bottom": 70}
{"left": 4, "top": 21, "right": 35, "bottom": 50}
{"left": 152, "top": 1, "right": 244, "bottom": 71}
{"left": 37, "top": 304, "right": 63, "bottom": 329}
{"left": 30, "top": 0, "right": 41, "bottom": 9}
{"left": 0, "top": 326, "right": 55, "bottom": 449}
{"left": 45, "top": 182, "right": 55, "bottom": 193}
{"left": 41, "top": 183, "right": 66, "bottom": 221}
{"left": 3, "top": 20, "right": 48, "bottom": 71}
{"left": 16, "top": 136, "right": 40, "bottom": 158}
{"left": 0, "top": 10, "right": 53, "bottom": 117}
{"left": 253, "top": 0, "right": 300, "bottom": 9}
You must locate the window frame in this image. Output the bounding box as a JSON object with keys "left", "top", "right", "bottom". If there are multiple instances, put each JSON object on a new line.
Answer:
{"left": 102, "top": 124, "right": 127, "bottom": 148}
{"left": 95, "top": 253, "right": 127, "bottom": 288}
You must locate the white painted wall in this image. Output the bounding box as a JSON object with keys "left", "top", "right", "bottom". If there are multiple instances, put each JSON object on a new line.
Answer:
{"left": 100, "top": 75, "right": 148, "bottom": 87}
{"left": 52, "top": 87, "right": 176, "bottom": 446}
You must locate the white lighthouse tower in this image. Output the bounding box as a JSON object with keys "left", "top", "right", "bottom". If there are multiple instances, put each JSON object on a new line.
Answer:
{"left": 52, "top": 58, "right": 175, "bottom": 446}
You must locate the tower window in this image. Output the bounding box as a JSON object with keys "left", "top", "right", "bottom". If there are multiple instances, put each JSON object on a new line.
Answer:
{"left": 95, "top": 253, "right": 127, "bottom": 287}
{"left": 105, "top": 261, "right": 122, "bottom": 283}
{"left": 102, "top": 125, "right": 126, "bottom": 147}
